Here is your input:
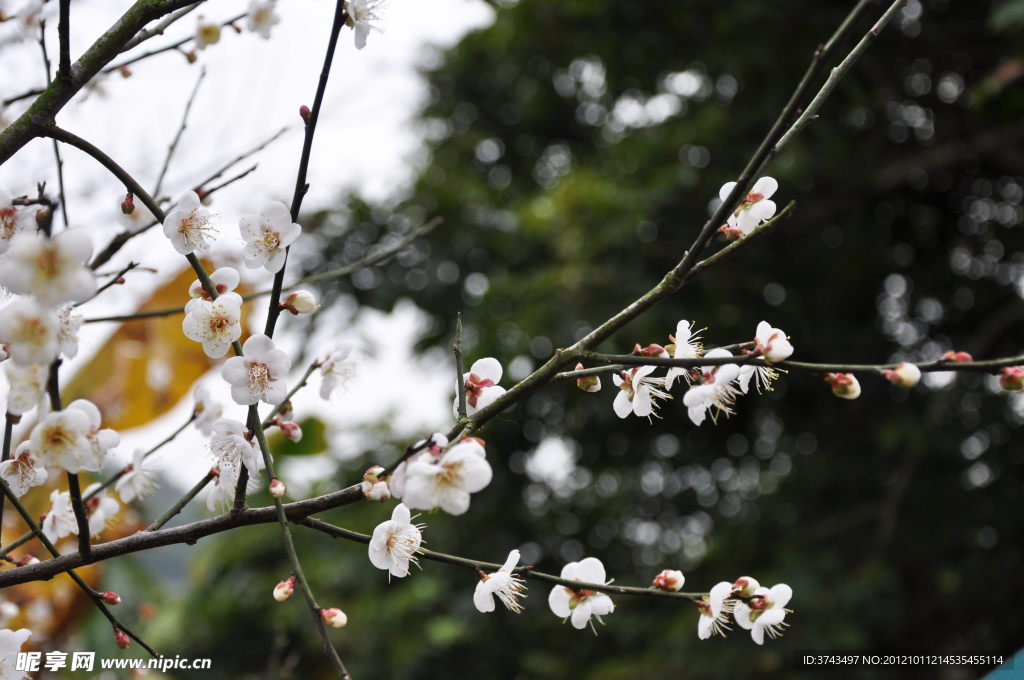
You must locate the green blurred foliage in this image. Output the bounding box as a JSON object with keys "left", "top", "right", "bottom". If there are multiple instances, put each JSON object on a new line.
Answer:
{"left": 108, "top": 0, "right": 1024, "bottom": 678}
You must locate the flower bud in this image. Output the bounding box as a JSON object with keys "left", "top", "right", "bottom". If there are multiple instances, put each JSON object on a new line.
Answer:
{"left": 652, "top": 569, "right": 685, "bottom": 592}
{"left": 299, "top": 105, "right": 311, "bottom": 124}
{"left": 363, "top": 465, "right": 385, "bottom": 484}
{"left": 278, "top": 420, "right": 303, "bottom": 443}
{"left": 1000, "top": 366, "right": 1024, "bottom": 392}
{"left": 117, "top": 65, "right": 132, "bottom": 78}
{"left": 718, "top": 224, "right": 744, "bottom": 241}
{"left": 184, "top": 50, "right": 198, "bottom": 64}
{"left": 113, "top": 628, "right": 131, "bottom": 650}
{"left": 35, "top": 206, "right": 52, "bottom": 233}
{"left": 282, "top": 290, "right": 318, "bottom": 315}
{"left": 824, "top": 372, "right": 861, "bottom": 399}
{"left": 273, "top": 576, "right": 295, "bottom": 602}
{"left": 17, "top": 555, "right": 38, "bottom": 566}
{"left": 0, "top": 345, "right": 8, "bottom": 362}
{"left": 731, "top": 576, "right": 760, "bottom": 598}
{"left": 121, "top": 192, "right": 135, "bottom": 215}
{"left": 361, "top": 479, "right": 391, "bottom": 502}
{"left": 321, "top": 607, "right": 347, "bottom": 628}
{"left": 941, "top": 351, "right": 973, "bottom": 363}
{"left": 632, "top": 343, "right": 668, "bottom": 358}
{"left": 99, "top": 591, "right": 121, "bottom": 605}
{"left": 881, "top": 362, "right": 921, "bottom": 389}
{"left": 269, "top": 478, "right": 286, "bottom": 498}
{"left": 574, "top": 363, "right": 601, "bottom": 393}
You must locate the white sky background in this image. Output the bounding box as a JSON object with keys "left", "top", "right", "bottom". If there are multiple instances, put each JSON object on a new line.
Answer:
{"left": 0, "top": 0, "right": 494, "bottom": 491}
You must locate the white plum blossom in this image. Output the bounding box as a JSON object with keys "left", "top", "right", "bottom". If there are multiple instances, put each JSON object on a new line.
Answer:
{"left": 67, "top": 399, "right": 120, "bottom": 472}
{"left": 0, "top": 442, "right": 47, "bottom": 497}
{"left": 719, "top": 176, "right": 778, "bottom": 238}
{"left": 182, "top": 297, "right": 242, "bottom": 359}
{"left": 474, "top": 549, "right": 527, "bottom": 614}
{"left": 115, "top": 448, "right": 161, "bottom": 503}
{"left": 239, "top": 201, "right": 301, "bottom": 274}
{"left": 753, "top": 321, "right": 793, "bottom": 364}
{"left": 0, "top": 190, "right": 32, "bottom": 254}
{"left": 368, "top": 503, "right": 423, "bottom": 579}
{"left": 194, "top": 15, "right": 221, "bottom": 50}
{"left": 547, "top": 557, "right": 615, "bottom": 632}
{"left": 221, "top": 333, "right": 291, "bottom": 405}
{"left": 246, "top": 0, "right": 280, "bottom": 38}
{"left": 162, "top": 191, "right": 216, "bottom": 254}
{"left": 41, "top": 489, "right": 78, "bottom": 542}
{"left": 207, "top": 464, "right": 240, "bottom": 512}
{"left": 30, "top": 409, "right": 95, "bottom": 473}
{"left": 56, "top": 305, "right": 84, "bottom": 359}
{"left": 402, "top": 439, "right": 492, "bottom": 515}
{"left": 665, "top": 320, "right": 703, "bottom": 389}
{"left": 210, "top": 418, "right": 263, "bottom": 478}
{"left": 0, "top": 230, "right": 96, "bottom": 306}
{"left": 193, "top": 385, "right": 224, "bottom": 436}
{"left": 0, "top": 297, "right": 59, "bottom": 366}
{"left": 83, "top": 483, "right": 120, "bottom": 536}
{"left": 389, "top": 434, "right": 447, "bottom": 500}
{"left": 347, "top": 0, "right": 385, "bottom": 49}
{"left": 320, "top": 342, "right": 357, "bottom": 399}
{"left": 652, "top": 569, "right": 685, "bottom": 592}
{"left": 683, "top": 349, "right": 742, "bottom": 426}
{"left": 697, "top": 581, "right": 734, "bottom": 640}
{"left": 184, "top": 267, "right": 243, "bottom": 315}
{"left": 4, "top": 362, "right": 47, "bottom": 415}
{"left": 0, "top": 628, "right": 32, "bottom": 680}
{"left": 612, "top": 365, "right": 670, "bottom": 420}
{"left": 733, "top": 584, "right": 792, "bottom": 645}
{"left": 454, "top": 358, "right": 506, "bottom": 418}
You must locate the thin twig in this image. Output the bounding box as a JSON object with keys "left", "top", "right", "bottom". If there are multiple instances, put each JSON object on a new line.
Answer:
{"left": 455, "top": 313, "right": 466, "bottom": 418}
{"left": 46, "top": 360, "right": 91, "bottom": 556}
{"left": 120, "top": 1, "right": 204, "bottom": 52}
{"left": 145, "top": 471, "right": 215, "bottom": 532}
{"left": 262, "top": 361, "right": 321, "bottom": 427}
{"left": 103, "top": 12, "right": 247, "bottom": 74}
{"left": 58, "top": 0, "right": 71, "bottom": 79}
{"left": 0, "top": 413, "right": 14, "bottom": 551}
{"left": 153, "top": 67, "right": 206, "bottom": 198}
{"left": 264, "top": 0, "right": 350, "bottom": 338}
{"left": 38, "top": 22, "right": 69, "bottom": 229}
{"left": 73, "top": 262, "right": 137, "bottom": 307}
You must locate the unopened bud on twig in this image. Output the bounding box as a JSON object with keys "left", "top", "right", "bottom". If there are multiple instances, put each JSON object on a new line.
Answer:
{"left": 121, "top": 192, "right": 135, "bottom": 215}
{"left": 321, "top": 607, "right": 347, "bottom": 628}
{"left": 731, "top": 576, "right": 760, "bottom": 598}
{"left": 824, "top": 372, "right": 861, "bottom": 399}
{"left": 273, "top": 576, "right": 295, "bottom": 602}
{"left": 269, "top": 478, "right": 286, "bottom": 498}
{"left": 361, "top": 466, "right": 390, "bottom": 502}
{"left": 575, "top": 362, "right": 601, "bottom": 393}
{"left": 113, "top": 628, "right": 131, "bottom": 650}
{"left": 652, "top": 569, "right": 685, "bottom": 592}
{"left": 299, "top": 105, "right": 311, "bottom": 124}
{"left": 1000, "top": 366, "right": 1024, "bottom": 392}
{"left": 117, "top": 65, "right": 132, "bottom": 78}
{"left": 282, "top": 290, "right": 318, "bottom": 315}
{"left": 17, "top": 555, "right": 38, "bottom": 567}
{"left": 184, "top": 50, "right": 198, "bottom": 64}
{"left": 880, "top": 362, "right": 920, "bottom": 389}
{"left": 941, "top": 351, "right": 973, "bottom": 363}
{"left": 99, "top": 591, "right": 121, "bottom": 605}
{"left": 35, "top": 206, "right": 52, "bottom": 232}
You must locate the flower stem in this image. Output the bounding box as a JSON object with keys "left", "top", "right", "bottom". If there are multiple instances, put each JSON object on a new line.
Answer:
{"left": 47, "top": 359, "right": 91, "bottom": 556}
{"left": 455, "top": 313, "right": 467, "bottom": 419}
{"left": 145, "top": 471, "right": 215, "bottom": 532}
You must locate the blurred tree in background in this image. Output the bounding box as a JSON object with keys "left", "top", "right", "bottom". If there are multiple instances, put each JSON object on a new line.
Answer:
{"left": 101, "top": 0, "right": 1024, "bottom": 677}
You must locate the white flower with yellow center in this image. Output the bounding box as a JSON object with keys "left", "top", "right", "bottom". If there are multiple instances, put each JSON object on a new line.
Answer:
{"left": 368, "top": 503, "right": 424, "bottom": 579}
{"left": 347, "top": 0, "right": 385, "bottom": 50}
{"left": 115, "top": 448, "right": 161, "bottom": 504}
{"left": 718, "top": 176, "right": 778, "bottom": 238}
{"left": 0, "top": 441, "right": 48, "bottom": 497}
{"left": 162, "top": 191, "right": 216, "bottom": 254}
{"left": 41, "top": 489, "right": 78, "bottom": 542}
{"left": 0, "top": 190, "right": 32, "bottom": 255}
{"left": 30, "top": 409, "right": 94, "bottom": 473}
{"left": 239, "top": 201, "right": 301, "bottom": 274}
{"left": 0, "top": 298, "right": 59, "bottom": 366}
{"left": 246, "top": 0, "right": 280, "bottom": 39}
{"left": 67, "top": 399, "right": 120, "bottom": 472}
{"left": 0, "top": 627, "right": 31, "bottom": 678}
{"left": 82, "top": 483, "right": 120, "bottom": 536}
{"left": 182, "top": 297, "right": 242, "bottom": 359}
{"left": 733, "top": 584, "right": 792, "bottom": 645}
{"left": 185, "top": 267, "right": 242, "bottom": 315}
{"left": 194, "top": 16, "right": 221, "bottom": 50}
{"left": 320, "top": 341, "right": 358, "bottom": 399}
{"left": 402, "top": 439, "right": 493, "bottom": 516}
{"left": 697, "top": 581, "right": 734, "bottom": 639}
{"left": 193, "top": 385, "right": 224, "bottom": 436}
{"left": 474, "top": 549, "right": 527, "bottom": 614}
{"left": 4, "top": 362, "right": 47, "bottom": 415}
{"left": 221, "top": 333, "right": 291, "bottom": 405}
{"left": 56, "top": 304, "right": 84, "bottom": 359}
{"left": 665, "top": 319, "right": 703, "bottom": 389}
{"left": 454, "top": 357, "right": 506, "bottom": 418}
{"left": 547, "top": 557, "right": 615, "bottom": 632}
{"left": 612, "top": 365, "right": 671, "bottom": 420}
{"left": 209, "top": 417, "right": 263, "bottom": 478}
{"left": 0, "top": 230, "right": 96, "bottom": 306}
{"left": 682, "top": 348, "right": 742, "bottom": 426}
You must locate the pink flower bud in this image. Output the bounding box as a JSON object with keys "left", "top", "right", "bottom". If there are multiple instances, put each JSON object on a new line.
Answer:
{"left": 881, "top": 362, "right": 921, "bottom": 389}
{"left": 632, "top": 343, "right": 668, "bottom": 358}
{"left": 299, "top": 105, "right": 311, "bottom": 124}
{"left": 184, "top": 50, "right": 198, "bottom": 64}
{"left": 114, "top": 628, "right": 131, "bottom": 650}
{"left": 731, "top": 576, "right": 760, "bottom": 598}
{"left": 575, "top": 362, "right": 601, "bottom": 393}
{"left": 321, "top": 607, "right": 347, "bottom": 628}
{"left": 117, "top": 65, "right": 132, "bottom": 78}
{"left": 121, "top": 192, "right": 134, "bottom": 215}
{"left": 273, "top": 576, "right": 295, "bottom": 602}
{"left": 941, "top": 351, "right": 973, "bottom": 363}
{"left": 1000, "top": 366, "right": 1024, "bottom": 392}
{"left": 269, "top": 478, "right": 286, "bottom": 498}
{"left": 278, "top": 420, "right": 303, "bottom": 443}
{"left": 363, "top": 465, "right": 385, "bottom": 484}
{"left": 35, "top": 206, "right": 52, "bottom": 232}
{"left": 652, "top": 569, "right": 685, "bottom": 592}
{"left": 824, "top": 372, "right": 861, "bottom": 399}
{"left": 99, "top": 592, "right": 121, "bottom": 605}
{"left": 17, "top": 555, "right": 38, "bottom": 566}
{"left": 283, "top": 290, "right": 317, "bottom": 315}
{"left": 718, "top": 224, "right": 744, "bottom": 241}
